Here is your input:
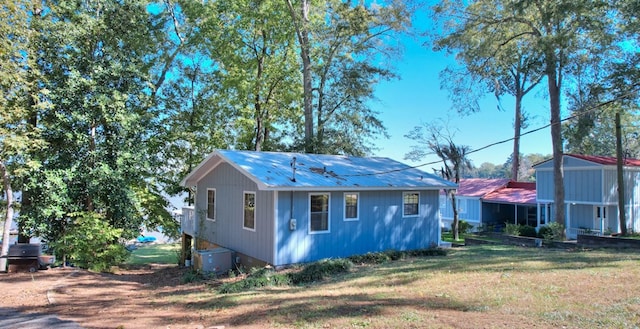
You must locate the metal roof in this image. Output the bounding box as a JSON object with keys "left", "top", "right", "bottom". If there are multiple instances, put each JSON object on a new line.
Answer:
{"left": 533, "top": 154, "right": 640, "bottom": 168}
{"left": 181, "top": 150, "right": 457, "bottom": 191}
{"left": 450, "top": 178, "right": 510, "bottom": 198}
{"left": 482, "top": 181, "right": 537, "bottom": 205}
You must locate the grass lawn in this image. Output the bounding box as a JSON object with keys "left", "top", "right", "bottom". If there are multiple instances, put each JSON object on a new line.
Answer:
{"left": 441, "top": 231, "right": 465, "bottom": 243}
{"left": 174, "top": 245, "right": 640, "bottom": 328}
{"left": 125, "top": 243, "right": 179, "bottom": 265}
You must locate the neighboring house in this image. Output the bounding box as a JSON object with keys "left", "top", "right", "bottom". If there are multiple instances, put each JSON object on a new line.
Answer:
{"left": 180, "top": 150, "right": 457, "bottom": 268}
{"left": 534, "top": 154, "right": 640, "bottom": 239}
{"left": 482, "top": 181, "right": 537, "bottom": 228}
{"left": 440, "top": 178, "right": 537, "bottom": 231}
{"left": 439, "top": 178, "right": 509, "bottom": 231}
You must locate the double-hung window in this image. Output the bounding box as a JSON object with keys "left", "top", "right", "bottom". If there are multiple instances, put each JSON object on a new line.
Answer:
{"left": 310, "top": 193, "right": 330, "bottom": 233}
{"left": 344, "top": 192, "right": 359, "bottom": 221}
{"left": 243, "top": 192, "right": 256, "bottom": 231}
{"left": 403, "top": 192, "right": 419, "bottom": 217}
{"left": 207, "top": 189, "right": 216, "bottom": 221}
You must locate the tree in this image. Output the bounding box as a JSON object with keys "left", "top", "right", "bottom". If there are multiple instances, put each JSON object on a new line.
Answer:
{"left": 15, "top": 1, "right": 179, "bottom": 262}
{"left": 405, "top": 122, "right": 473, "bottom": 240}
{"left": 432, "top": 1, "right": 544, "bottom": 181}
{"left": 429, "top": 0, "right": 615, "bottom": 234}
{"left": 286, "top": 0, "right": 412, "bottom": 155}
{"left": 0, "top": 0, "right": 48, "bottom": 270}
{"left": 202, "top": 0, "right": 301, "bottom": 152}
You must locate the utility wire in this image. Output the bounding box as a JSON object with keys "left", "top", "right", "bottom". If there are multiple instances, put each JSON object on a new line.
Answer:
{"left": 338, "top": 88, "right": 639, "bottom": 178}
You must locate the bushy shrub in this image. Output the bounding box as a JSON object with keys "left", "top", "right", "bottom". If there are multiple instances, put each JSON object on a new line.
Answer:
{"left": 455, "top": 220, "right": 474, "bottom": 235}
{"left": 218, "top": 267, "right": 290, "bottom": 293}
{"left": 50, "top": 212, "right": 129, "bottom": 272}
{"left": 407, "top": 248, "right": 448, "bottom": 257}
{"left": 541, "top": 222, "right": 565, "bottom": 241}
{"left": 349, "top": 252, "right": 391, "bottom": 264}
{"left": 520, "top": 225, "right": 538, "bottom": 237}
{"left": 504, "top": 223, "right": 521, "bottom": 236}
{"left": 537, "top": 226, "right": 552, "bottom": 239}
{"left": 290, "top": 259, "right": 352, "bottom": 285}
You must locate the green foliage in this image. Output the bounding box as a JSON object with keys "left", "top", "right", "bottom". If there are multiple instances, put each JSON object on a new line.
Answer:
{"left": 541, "top": 222, "right": 565, "bottom": 241}
{"left": 218, "top": 267, "right": 291, "bottom": 293}
{"left": 455, "top": 220, "right": 474, "bottom": 236}
{"left": 520, "top": 225, "right": 538, "bottom": 238}
{"left": 181, "top": 269, "right": 203, "bottom": 284}
{"left": 349, "top": 252, "right": 390, "bottom": 264}
{"left": 50, "top": 212, "right": 128, "bottom": 272}
{"left": 504, "top": 223, "right": 521, "bottom": 236}
{"left": 537, "top": 226, "right": 552, "bottom": 239}
{"left": 218, "top": 249, "right": 447, "bottom": 294}
{"left": 289, "top": 259, "right": 353, "bottom": 285}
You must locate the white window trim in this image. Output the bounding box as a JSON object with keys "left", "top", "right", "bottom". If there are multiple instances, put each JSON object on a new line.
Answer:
{"left": 343, "top": 192, "right": 359, "bottom": 221}
{"left": 243, "top": 191, "right": 256, "bottom": 232}
{"left": 309, "top": 192, "right": 331, "bottom": 234}
{"left": 206, "top": 188, "right": 216, "bottom": 221}
{"left": 402, "top": 191, "right": 420, "bottom": 218}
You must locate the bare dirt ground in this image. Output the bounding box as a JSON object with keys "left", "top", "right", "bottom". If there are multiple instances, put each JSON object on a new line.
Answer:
{"left": 0, "top": 265, "right": 206, "bottom": 329}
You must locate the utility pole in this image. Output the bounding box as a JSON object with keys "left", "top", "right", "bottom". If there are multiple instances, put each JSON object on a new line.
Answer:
{"left": 616, "top": 111, "right": 628, "bottom": 235}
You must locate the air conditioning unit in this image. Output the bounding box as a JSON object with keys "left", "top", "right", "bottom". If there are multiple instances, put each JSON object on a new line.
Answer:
{"left": 194, "top": 248, "right": 232, "bottom": 274}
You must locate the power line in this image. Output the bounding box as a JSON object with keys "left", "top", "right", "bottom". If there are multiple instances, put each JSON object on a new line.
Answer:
{"left": 339, "top": 89, "right": 639, "bottom": 177}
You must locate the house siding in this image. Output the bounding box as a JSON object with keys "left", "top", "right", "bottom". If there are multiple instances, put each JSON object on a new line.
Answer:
{"left": 440, "top": 196, "right": 481, "bottom": 227}
{"left": 564, "top": 168, "right": 603, "bottom": 203}
{"left": 195, "top": 162, "right": 275, "bottom": 264}
{"left": 275, "top": 190, "right": 440, "bottom": 266}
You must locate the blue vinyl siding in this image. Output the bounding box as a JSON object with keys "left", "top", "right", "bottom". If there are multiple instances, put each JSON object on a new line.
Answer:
{"left": 564, "top": 169, "right": 602, "bottom": 203}
{"left": 440, "top": 196, "right": 481, "bottom": 224}
{"left": 196, "top": 162, "right": 275, "bottom": 264}
{"left": 275, "top": 190, "right": 440, "bottom": 266}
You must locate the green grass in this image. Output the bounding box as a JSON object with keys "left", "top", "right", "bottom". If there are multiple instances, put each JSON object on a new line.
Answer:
{"left": 125, "top": 243, "right": 179, "bottom": 265}
{"left": 177, "top": 245, "right": 640, "bottom": 328}
{"left": 441, "top": 231, "right": 465, "bottom": 243}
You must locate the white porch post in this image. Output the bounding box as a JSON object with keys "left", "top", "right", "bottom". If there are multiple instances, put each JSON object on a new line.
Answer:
{"left": 565, "top": 203, "right": 570, "bottom": 233}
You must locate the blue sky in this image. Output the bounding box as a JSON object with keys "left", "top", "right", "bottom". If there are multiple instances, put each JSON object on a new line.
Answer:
{"left": 369, "top": 16, "right": 554, "bottom": 168}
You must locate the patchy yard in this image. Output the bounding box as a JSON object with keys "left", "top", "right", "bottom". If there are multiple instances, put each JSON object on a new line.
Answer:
{"left": 1, "top": 245, "right": 639, "bottom": 328}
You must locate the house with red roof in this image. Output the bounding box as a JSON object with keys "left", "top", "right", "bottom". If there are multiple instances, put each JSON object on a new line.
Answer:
{"left": 533, "top": 154, "right": 640, "bottom": 239}
{"left": 440, "top": 178, "right": 537, "bottom": 231}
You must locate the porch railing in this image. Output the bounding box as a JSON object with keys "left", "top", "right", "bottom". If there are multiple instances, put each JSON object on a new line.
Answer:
{"left": 181, "top": 206, "right": 195, "bottom": 236}
{"left": 567, "top": 227, "right": 602, "bottom": 240}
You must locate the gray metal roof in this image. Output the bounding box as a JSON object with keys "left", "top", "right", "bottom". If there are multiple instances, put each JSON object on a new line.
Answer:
{"left": 181, "top": 150, "right": 457, "bottom": 191}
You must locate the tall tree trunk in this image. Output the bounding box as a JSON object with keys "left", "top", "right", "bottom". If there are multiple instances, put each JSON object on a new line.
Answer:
{"left": 512, "top": 94, "right": 522, "bottom": 181}
{"left": 451, "top": 191, "right": 459, "bottom": 241}
{"left": 547, "top": 61, "right": 565, "bottom": 237}
{"left": 0, "top": 160, "right": 14, "bottom": 272}
{"left": 286, "top": 0, "right": 314, "bottom": 152}
{"left": 616, "top": 111, "right": 628, "bottom": 235}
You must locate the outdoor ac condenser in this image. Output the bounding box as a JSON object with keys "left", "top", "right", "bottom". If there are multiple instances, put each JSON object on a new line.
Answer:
{"left": 195, "top": 248, "right": 232, "bottom": 274}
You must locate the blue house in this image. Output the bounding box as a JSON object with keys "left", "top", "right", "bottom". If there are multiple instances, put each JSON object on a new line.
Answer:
{"left": 180, "top": 150, "right": 456, "bottom": 268}
{"left": 534, "top": 154, "right": 640, "bottom": 239}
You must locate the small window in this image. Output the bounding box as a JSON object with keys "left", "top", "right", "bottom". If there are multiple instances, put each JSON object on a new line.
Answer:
{"left": 207, "top": 189, "right": 216, "bottom": 221}
{"left": 243, "top": 192, "right": 256, "bottom": 230}
{"left": 344, "top": 192, "right": 359, "bottom": 221}
{"left": 403, "top": 192, "right": 419, "bottom": 217}
{"left": 310, "top": 193, "right": 330, "bottom": 233}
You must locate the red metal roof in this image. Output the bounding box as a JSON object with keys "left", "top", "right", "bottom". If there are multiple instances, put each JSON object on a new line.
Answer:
{"left": 566, "top": 154, "right": 640, "bottom": 167}
{"left": 452, "top": 178, "right": 510, "bottom": 197}
{"left": 482, "top": 181, "right": 537, "bottom": 205}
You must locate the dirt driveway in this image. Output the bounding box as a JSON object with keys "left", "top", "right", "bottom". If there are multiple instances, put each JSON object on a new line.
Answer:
{"left": 0, "top": 265, "right": 211, "bottom": 329}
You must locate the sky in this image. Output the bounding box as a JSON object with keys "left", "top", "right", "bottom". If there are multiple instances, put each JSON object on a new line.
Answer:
{"left": 369, "top": 12, "right": 554, "bottom": 168}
